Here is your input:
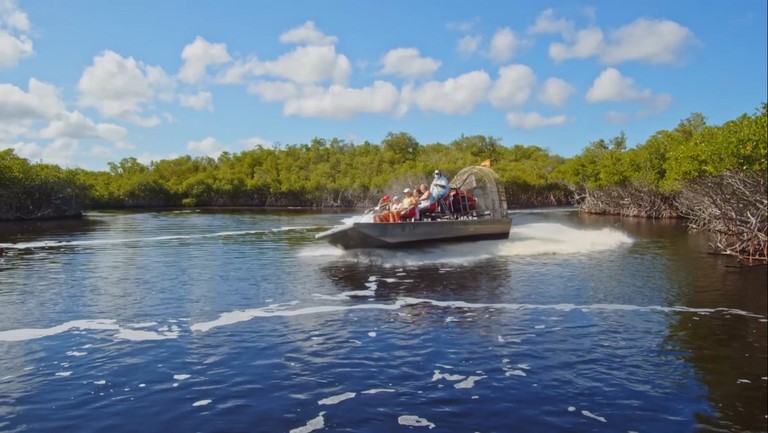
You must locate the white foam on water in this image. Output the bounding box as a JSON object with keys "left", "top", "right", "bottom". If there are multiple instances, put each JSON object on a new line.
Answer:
{"left": 454, "top": 375, "right": 486, "bottom": 389}
{"left": 0, "top": 319, "right": 120, "bottom": 342}
{"left": 0, "top": 229, "right": 267, "bottom": 250}
{"left": 432, "top": 370, "right": 466, "bottom": 382}
{"left": 128, "top": 322, "right": 158, "bottom": 328}
{"left": 174, "top": 374, "right": 190, "bottom": 381}
{"left": 398, "top": 415, "right": 435, "bottom": 429}
{"left": 567, "top": 407, "right": 576, "bottom": 412}
{"left": 115, "top": 329, "right": 179, "bottom": 341}
{"left": 368, "top": 331, "right": 377, "bottom": 337}
{"left": 361, "top": 388, "right": 395, "bottom": 394}
{"left": 190, "top": 303, "right": 400, "bottom": 332}
{"left": 318, "top": 392, "right": 356, "bottom": 405}
{"left": 3, "top": 296, "right": 763, "bottom": 343}
{"left": 192, "top": 399, "right": 212, "bottom": 407}
{"left": 499, "top": 223, "right": 633, "bottom": 256}
{"left": 55, "top": 371, "right": 72, "bottom": 377}
{"left": 66, "top": 351, "right": 87, "bottom": 357}
{"left": 581, "top": 410, "right": 607, "bottom": 423}
{"left": 505, "top": 370, "right": 527, "bottom": 377}
{"left": 94, "top": 380, "right": 106, "bottom": 385}
{"left": 290, "top": 412, "right": 326, "bottom": 433}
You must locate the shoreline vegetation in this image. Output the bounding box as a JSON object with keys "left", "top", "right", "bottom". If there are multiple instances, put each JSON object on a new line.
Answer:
{"left": 1, "top": 104, "right": 765, "bottom": 262}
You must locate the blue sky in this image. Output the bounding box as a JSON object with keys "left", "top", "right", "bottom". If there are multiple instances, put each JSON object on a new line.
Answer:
{"left": 1, "top": 0, "right": 766, "bottom": 170}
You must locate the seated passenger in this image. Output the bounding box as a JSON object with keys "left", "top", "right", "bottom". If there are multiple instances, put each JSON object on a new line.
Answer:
{"left": 416, "top": 183, "right": 437, "bottom": 218}
{"left": 399, "top": 188, "right": 417, "bottom": 221}
{"left": 373, "top": 195, "right": 391, "bottom": 223}
{"left": 389, "top": 196, "right": 402, "bottom": 222}
{"left": 430, "top": 170, "right": 450, "bottom": 201}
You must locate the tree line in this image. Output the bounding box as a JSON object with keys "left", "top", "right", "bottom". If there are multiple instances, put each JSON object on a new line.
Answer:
{"left": 1, "top": 104, "right": 765, "bottom": 260}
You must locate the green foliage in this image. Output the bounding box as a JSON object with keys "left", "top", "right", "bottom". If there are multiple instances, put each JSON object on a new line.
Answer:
{"left": 2, "top": 103, "right": 764, "bottom": 217}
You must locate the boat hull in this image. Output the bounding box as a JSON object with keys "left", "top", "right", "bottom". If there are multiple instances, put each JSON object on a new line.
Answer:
{"left": 316, "top": 218, "right": 512, "bottom": 249}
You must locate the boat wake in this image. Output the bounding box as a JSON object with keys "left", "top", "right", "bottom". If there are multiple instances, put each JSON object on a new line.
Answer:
{"left": 0, "top": 226, "right": 321, "bottom": 250}
{"left": 498, "top": 223, "right": 633, "bottom": 256}
{"left": 302, "top": 223, "right": 633, "bottom": 265}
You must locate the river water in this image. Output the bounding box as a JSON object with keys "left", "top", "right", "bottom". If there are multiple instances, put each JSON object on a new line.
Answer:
{"left": 0, "top": 209, "right": 765, "bottom": 433}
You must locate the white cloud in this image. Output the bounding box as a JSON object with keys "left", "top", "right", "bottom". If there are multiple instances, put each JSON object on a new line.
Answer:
{"left": 506, "top": 111, "right": 568, "bottom": 129}
{"left": 587, "top": 67, "right": 672, "bottom": 116}
{"left": 0, "top": 0, "right": 29, "bottom": 31}
{"left": 178, "top": 36, "right": 231, "bottom": 84}
{"left": 240, "top": 136, "right": 270, "bottom": 149}
{"left": 38, "top": 111, "right": 128, "bottom": 142}
{"left": 457, "top": 35, "right": 482, "bottom": 55}
{"left": 380, "top": 48, "right": 440, "bottom": 79}
{"left": 283, "top": 81, "right": 399, "bottom": 119}
{"left": 247, "top": 80, "right": 300, "bottom": 102}
{"left": 8, "top": 141, "right": 40, "bottom": 160}
{"left": 179, "top": 91, "right": 213, "bottom": 111}
{"left": 0, "top": 78, "right": 64, "bottom": 121}
{"left": 0, "top": 31, "right": 32, "bottom": 68}
{"left": 77, "top": 50, "right": 173, "bottom": 126}
{"left": 260, "top": 45, "right": 351, "bottom": 85}
{"left": 549, "top": 27, "right": 604, "bottom": 62}
{"left": 489, "top": 27, "right": 520, "bottom": 63}
{"left": 488, "top": 64, "right": 536, "bottom": 109}
{"left": 187, "top": 136, "right": 227, "bottom": 157}
{"left": 446, "top": 18, "right": 480, "bottom": 33}
{"left": 527, "top": 8, "right": 573, "bottom": 36}
{"left": 411, "top": 70, "right": 492, "bottom": 115}
{"left": 601, "top": 18, "right": 696, "bottom": 64}
{"left": 537, "top": 77, "right": 575, "bottom": 107}
{"left": 41, "top": 138, "right": 79, "bottom": 166}
{"left": 586, "top": 67, "right": 651, "bottom": 102}
{"left": 217, "top": 57, "right": 260, "bottom": 84}
{"left": 87, "top": 144, "right": 113, "bottom": 157}
{"left": 280, "top": 21, "right": 338, "bottom": 46}
{"left": 546, "top": 15, "right": 695, "bottom": 65}
{"left": 0, "top": 0, "right": 32, "bottom": 68}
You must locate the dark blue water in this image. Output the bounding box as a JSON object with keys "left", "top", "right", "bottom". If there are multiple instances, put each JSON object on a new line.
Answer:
{"left": 0, "top": 209, "right": 765, "bottom": 433}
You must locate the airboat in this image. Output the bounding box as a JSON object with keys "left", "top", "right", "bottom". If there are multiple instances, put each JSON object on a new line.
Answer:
{"left": 316, "top": 165, "right": 512, "bottom": 249}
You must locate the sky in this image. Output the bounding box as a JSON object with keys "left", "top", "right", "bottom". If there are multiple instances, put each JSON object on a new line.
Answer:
{"left": 1, "top": 0, "right": 766, "bottom": 171}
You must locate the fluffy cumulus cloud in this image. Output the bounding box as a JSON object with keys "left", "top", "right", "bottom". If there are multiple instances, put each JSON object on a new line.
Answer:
{"left": 187, "top": 136, "right": 227, "bottom": 157}
{"left": 283, "top": 81, "right": 399, "bottom": 119}
{"left": 488, "top": 27, "right": 520, "bottom": 63}
{"left": 12, "top": 138, "right": 79, "bottom": 166}
{"left": 457, "top": 35, "right": 482, "bottom": 55}
{"left": 178, "top": 36, "right": 231, "bottom": 84}
{"left": 261, "top": 45, "right": 351, "bottom": 85}
{"left": 239, "top": 136, "right": 270, "bottom": 149}
{"left": 77, "top": 50, "right": 173, "bottom": 126}
{"left": 586, "top": 67, "right": 652, "bottom": 102}
{"left": 527, "top": 8, "right": 574, "bottom": 36}
{"left": 410, "top": 70, "right": 492, "bottom": 115}
{"left": 506, "top": 111, "right": 568, "bottom": 129}
{"left": 0, "top": 78, "right": 65, "bottom": 121}
{"left": 538, "top": 9, "right": 696, "bottom": 65}
{"left": 280, "top": 20, "right": 338, "bottom": 46}
{"left": 549, "top": 27, "right": 604, "bottom": 62}
{"left": 586, "top": 67, "right": 672, "bottom": 115}
{"left": 39, "top": 111, "right": 128, "bottom": 142}
{"left": 380, "top": 48, "right": 440, "bottom": 79}
{"left": 0, "top": 0, "right": 33, "bottom": 68}
{"left": 488, "top": 64, "right": 536, "bottom": 109}
{"left": 247, "top": 80, "right": 300, "bottom": 102}
{"left": 537, "top": 77, "right": 575, "bottom": 107}
{"left": 600, "top": 18, "right": 696, "bottom": 64}
{"left": 179, "top": 91, "right": 213, "bottom": 111}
